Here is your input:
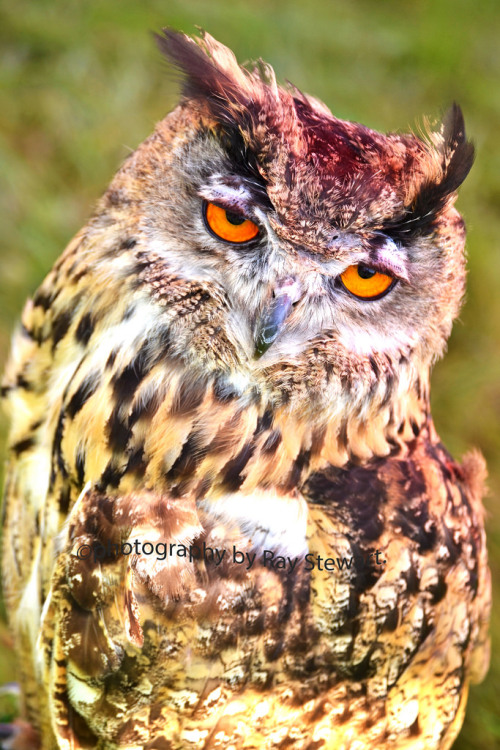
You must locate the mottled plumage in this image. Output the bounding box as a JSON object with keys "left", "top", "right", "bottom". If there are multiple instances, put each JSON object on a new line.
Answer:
{"left": 1, "top": 30, "right": 490, "bottom": 750}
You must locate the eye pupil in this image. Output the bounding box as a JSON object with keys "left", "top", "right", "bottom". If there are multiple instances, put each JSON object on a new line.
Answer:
{"left": 357, "top": 265, "right": 376, "bottom": 280}
{"left": 225, "top": 211, "right": 245, "bottom": 226}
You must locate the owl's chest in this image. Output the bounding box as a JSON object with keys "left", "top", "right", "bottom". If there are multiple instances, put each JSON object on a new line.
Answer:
{"left": 130, "top": 452, "right": 475, "bottom": 674}
{"left": 73, "top": 458, "right": 480, "bottom": 750}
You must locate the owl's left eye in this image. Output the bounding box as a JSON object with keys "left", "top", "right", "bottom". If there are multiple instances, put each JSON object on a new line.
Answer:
{"left": 204, "top": 202, "right": 260, "bottom": 244}
{"left": 340, "top": 264, "right": 395, "bottom": 300}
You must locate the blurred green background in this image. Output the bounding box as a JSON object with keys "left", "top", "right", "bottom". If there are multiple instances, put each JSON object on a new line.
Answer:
{"left": 0, "top": 0, "right": 499, "bottom": 747}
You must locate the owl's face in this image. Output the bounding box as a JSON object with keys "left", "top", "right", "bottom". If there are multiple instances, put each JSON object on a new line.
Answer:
{"left": 84, "top": 31, "right": 473, "bottom": 429}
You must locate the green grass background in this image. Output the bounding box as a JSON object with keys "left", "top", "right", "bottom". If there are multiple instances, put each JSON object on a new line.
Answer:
{"left": 0, "top": 0, "right": 499, "bottom": 747}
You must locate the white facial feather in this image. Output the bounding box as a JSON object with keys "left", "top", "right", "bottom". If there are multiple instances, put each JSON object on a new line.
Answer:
{"left": 197, "top": 489, "right": 309, "bottom": 558}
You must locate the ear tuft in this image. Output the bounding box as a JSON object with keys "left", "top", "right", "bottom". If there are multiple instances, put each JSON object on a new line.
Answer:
{"left": 438, "top": 102, "right": 475, "bottom": 195}
{"left": 155, "top": 29, "right": 261, "bottom": 127}
{"left": 405, "top": 104, "right": 475, "bottom": 232}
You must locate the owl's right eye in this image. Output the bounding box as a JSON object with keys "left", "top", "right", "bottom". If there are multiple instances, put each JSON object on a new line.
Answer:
{"left": 203, "top": 202, "right": 260, "bottom": 244}
{"left": 340, "top": 263, "right": 395, "bottom": 300}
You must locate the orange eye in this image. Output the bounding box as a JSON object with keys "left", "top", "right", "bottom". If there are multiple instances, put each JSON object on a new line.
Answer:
{"left": 340, "top": 264, "right": 395, "bottom": 300}
{"left": 204, "top": 202, "right": 260, "bottom": 244}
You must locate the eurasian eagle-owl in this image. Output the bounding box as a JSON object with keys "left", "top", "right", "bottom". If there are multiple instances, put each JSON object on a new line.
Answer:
{"left": 1, "top": 28, "right": 490, "bottom": 750}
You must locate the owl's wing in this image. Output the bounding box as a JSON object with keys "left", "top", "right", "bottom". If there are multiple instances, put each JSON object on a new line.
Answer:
{"left": 37, "top": 485, "right": 205, "bottom": 748}
{"left": 301, "top": 430, "right": 491, "bottom": 726}
{"left": 458, "top": 450, "right": 491, "bottom": 685}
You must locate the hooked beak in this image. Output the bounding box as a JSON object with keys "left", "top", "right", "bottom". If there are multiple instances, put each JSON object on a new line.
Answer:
{"left": 254, "top": 277, "right": 303, "bottom": 358}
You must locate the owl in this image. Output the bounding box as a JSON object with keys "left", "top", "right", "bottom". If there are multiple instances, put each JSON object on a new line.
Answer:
{"left": 1, "top": 28, "right": 491, "bottom": 750}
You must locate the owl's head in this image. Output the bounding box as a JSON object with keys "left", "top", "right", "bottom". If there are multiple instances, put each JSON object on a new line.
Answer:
{"left": 90, "top": 30, "right": 473, "bottom": 446}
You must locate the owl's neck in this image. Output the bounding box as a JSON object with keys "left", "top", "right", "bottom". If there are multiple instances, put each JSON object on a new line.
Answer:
{"left": 114, "top": 362, "right": 431, "bottom": 499}
{"left": 208, "top": 373, "right": 430, "bottom": 496}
